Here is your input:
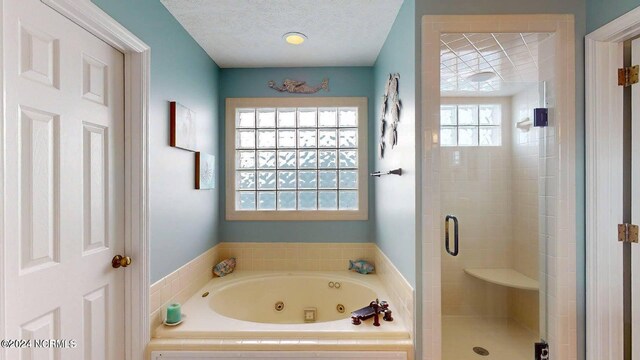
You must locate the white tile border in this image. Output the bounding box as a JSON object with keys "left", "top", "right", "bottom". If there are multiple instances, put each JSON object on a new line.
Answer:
{"left": 421, "top": 14, "right": 577, "bottom": 360}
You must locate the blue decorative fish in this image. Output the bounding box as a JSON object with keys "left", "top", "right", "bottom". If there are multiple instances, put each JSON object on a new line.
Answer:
{"left": 349, "top": 259, "right": 375, "bottom": 274}
{"left": 213, "top": 258, "right": 236, "bottom": 277}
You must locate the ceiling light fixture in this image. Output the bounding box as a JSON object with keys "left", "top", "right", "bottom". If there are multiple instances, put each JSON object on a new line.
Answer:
{"left": 283, "top": 32, "right": 307, "bottom": 45}
{"left": 467, "top": 71, "right": 497, "bottom": 83}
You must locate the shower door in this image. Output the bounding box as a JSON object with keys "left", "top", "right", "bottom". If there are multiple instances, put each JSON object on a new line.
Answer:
{"left": 439, "top": 94, "right": 552, "bottom": 360}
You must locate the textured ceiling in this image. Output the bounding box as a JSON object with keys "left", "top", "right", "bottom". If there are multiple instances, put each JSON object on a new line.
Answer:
{"left": 161, "top": 0, "right": 404, "bottom": 68}
{"left": 441, "top": 32, "right": 553, "bottom": 97}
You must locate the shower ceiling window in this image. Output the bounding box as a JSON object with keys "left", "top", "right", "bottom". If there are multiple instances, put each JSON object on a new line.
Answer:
{"left": 440, "top": 104, "right": 502, "bottom": 146}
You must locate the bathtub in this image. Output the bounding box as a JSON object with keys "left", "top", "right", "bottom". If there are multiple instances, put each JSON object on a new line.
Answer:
{"left": 154, "top": 271, "right": 410, "bottom": 340}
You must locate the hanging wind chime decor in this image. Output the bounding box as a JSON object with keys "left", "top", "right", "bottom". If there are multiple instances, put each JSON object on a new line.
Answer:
{"left": 379, "top": 73, "right": 401, "bottom": 158}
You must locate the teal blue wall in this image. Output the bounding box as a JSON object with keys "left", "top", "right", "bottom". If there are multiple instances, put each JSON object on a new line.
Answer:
{"left": 91, "top": 0, "right": 221, "bottom": 283}
{"left": 372, "top": 0, "right": 417, "bottom": 287}
{"left": 219, "top": 67, "right": 374, "bottom": 242}
{"left": 587, "top": 0, "right": 640, "bottom": 32}
{"left": 415, "top": 1, "right": 587, "bottom": 358}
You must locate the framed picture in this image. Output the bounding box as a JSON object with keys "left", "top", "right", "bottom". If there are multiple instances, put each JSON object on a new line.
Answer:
{"left": 170, "top": 101, "right": 197, "bottom": 151}
{"left": 195, "top": 152, "right": 215, "bottom": 189}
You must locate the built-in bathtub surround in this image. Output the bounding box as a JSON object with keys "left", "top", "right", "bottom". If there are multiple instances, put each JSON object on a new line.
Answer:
{"left": 150, "top": 245, "right": 221, "bottom": 333}
{"left": 147, "top": 243, "right": 414, "bottom": 359}
{"left": 149, "top": 243, "right": 414, "bottom": 339}
{"left": 374, "top": 245, "right": 415, "bottom": 332}
{"left": 216, "top": 242, "right": 375, "bottom": 272}
{"left": 155, "top": 272, "right": 407, "bottom": 338}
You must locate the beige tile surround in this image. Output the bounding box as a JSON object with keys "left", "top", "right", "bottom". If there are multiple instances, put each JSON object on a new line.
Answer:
{"left": 149, "top": 242, "right": 414, "bottom": 341}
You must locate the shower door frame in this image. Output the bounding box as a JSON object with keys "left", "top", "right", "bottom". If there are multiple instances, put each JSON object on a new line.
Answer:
{"left": 420, "top": 15, "right": 577, "bottom": 360}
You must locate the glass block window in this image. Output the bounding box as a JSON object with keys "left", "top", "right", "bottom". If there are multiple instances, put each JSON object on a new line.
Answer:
{"left": 226, "top": 98, "right": 368, "bottom": 221}
{"left": 440, "top": 104, "right": 502, "bottom": 147}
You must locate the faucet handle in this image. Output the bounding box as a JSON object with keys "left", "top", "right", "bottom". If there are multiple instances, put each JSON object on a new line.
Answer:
{"left": 379, "top": 300, "right": 389, "bottom": 309}
{"left": 383, "top": 309, "right": 394, "bottom": 322}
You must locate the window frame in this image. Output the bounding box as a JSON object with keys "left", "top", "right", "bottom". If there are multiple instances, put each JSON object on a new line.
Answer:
{"left": 225, "top": 97, "right": 368, "bottom": 221}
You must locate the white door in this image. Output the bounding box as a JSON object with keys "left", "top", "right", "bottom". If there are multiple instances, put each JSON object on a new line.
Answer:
{"left": 632, "top": 38, "right": 640, "bottom": 360}
{"left": 3, "top": 0, "right": 125, "bottom": 359}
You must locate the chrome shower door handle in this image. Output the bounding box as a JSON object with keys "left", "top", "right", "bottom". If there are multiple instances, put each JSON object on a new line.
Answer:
{"left": 445, "top": 215, "right": 459, "bottom": 256}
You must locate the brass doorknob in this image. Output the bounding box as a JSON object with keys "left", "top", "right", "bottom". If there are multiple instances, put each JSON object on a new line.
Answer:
{"left": 112, "top": 255, "right": 132, "bottom": 268}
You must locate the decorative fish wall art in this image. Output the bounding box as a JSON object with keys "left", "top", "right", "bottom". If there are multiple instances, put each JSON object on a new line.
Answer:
{"left": 268, "top": 78, "right": 329, "bottom": 94}
{"left": 379, "top": 73, "right": 401, "bottom": 159}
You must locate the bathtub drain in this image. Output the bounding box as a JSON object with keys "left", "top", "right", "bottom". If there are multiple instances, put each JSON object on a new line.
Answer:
{"left": 473, "top": 347, "right": 489, "bottom": 356}
{"left": 275, "top": 301, "right": 285, "bottom": 311}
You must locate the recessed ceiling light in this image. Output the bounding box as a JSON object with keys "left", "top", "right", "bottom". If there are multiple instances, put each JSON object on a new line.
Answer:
{"left": 283, "top": 32, "right": 307, "bottom": 45}
{"left": 467, "top": 71, "right": 497, "bottom": 83}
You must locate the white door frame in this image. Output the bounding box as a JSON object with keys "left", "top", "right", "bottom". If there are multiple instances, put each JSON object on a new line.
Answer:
{"left": 585, "top": 5, "right": 640, "bottom": 360}
{"left": 0, "top": 0, "right": 151, "bottom": 359}
{"left": 421, "top": 15, "right": 577, "bottom": 359}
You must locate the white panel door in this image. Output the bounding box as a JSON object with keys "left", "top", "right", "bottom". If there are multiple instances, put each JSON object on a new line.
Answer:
{"left": 3, "top": 0, "right": 125, "bottom": 359}
{"left": 632, "top": 38, "right": 640, "bottom": 360}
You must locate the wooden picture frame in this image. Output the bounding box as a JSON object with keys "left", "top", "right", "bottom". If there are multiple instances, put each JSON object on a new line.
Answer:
{"left": 195, "top": 152, "right": 215, "bottom": 189}
{"left": 170, "top": 101, "right": 197, "bottom": 151}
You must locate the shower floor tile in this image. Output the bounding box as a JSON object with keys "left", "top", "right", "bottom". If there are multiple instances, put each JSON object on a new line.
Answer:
{"left": 442, "top": 316, "right": 538, "bottom": 360}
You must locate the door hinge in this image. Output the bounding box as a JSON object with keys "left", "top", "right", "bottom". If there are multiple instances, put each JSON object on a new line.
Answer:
{"left": 618, "top": 65, "right": 639, "bottom": 86}
{"left": 618, "top": 223, "right": 639, "bottom": 243}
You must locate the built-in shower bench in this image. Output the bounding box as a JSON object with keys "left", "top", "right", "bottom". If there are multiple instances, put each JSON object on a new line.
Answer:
{"left": 464, "top": 268, "right": 539, "bottom": 291}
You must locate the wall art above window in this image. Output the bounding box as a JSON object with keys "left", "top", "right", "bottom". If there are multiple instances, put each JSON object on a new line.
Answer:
{"left": 267, "top": 78, "right": 329, "bottom": 94}
{"left": 170, "top": 101, "right": 197, "bottom": 151}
